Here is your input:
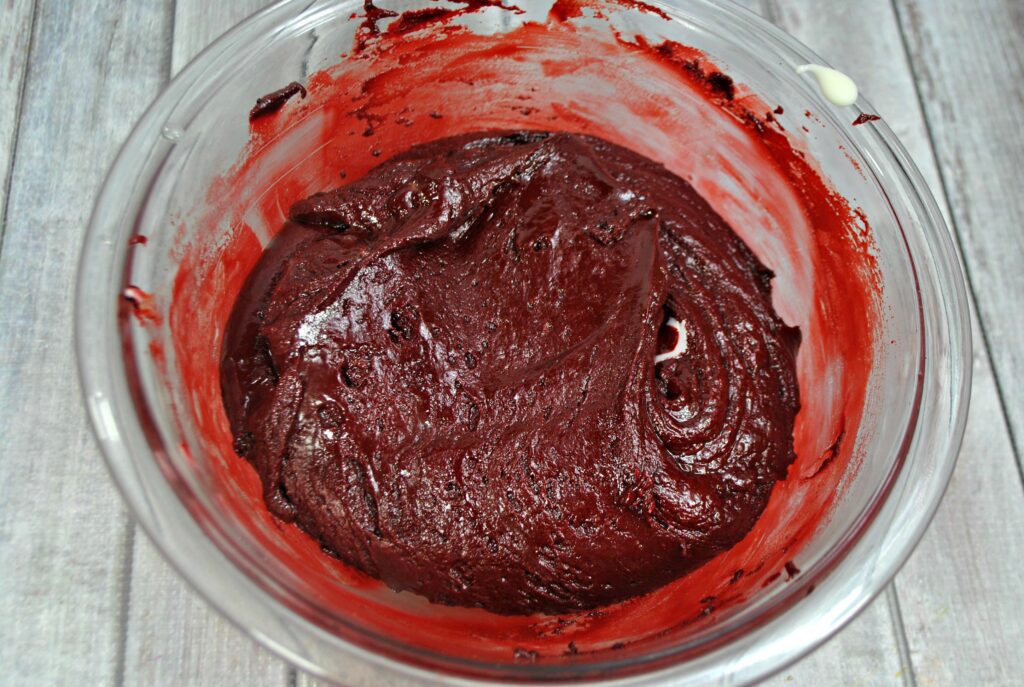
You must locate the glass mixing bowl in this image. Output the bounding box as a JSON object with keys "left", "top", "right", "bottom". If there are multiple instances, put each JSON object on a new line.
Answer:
{"left": 77, "top": 0, "right": 971, "bottom": 684}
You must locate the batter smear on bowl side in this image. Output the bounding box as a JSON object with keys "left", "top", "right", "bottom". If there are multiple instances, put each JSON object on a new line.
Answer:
{"left": 220, "top": 130, "right": 800, "bottom": 615}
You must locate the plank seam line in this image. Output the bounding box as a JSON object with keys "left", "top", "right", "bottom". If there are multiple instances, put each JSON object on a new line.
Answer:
{"left": 890, "top": 0, "right": 1024, "bottom": 490}
{"left": 886, "top": 584, "right": 919, "bottom": 687}
{"left": 116, "top": 7, "right": 175, "bottom": 683}
{"left": 165, "top": 0, "right": 177, "bottom": 80}
{"left": 114, "top": 522, "right": 137, "bottom": 687}
{"left": 0, "top": 0, "right": 41, "bottom": 267}
{"left": 760, "top": 0, "right": 782, "bottom": 25}
{"left": 287, "top": 667, "right": 298, "bottom": 687}
{"left": 111, "top": 4, "right": 178, "bottom": 683}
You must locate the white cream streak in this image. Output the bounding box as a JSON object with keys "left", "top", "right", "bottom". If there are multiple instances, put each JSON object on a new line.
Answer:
{"left": 655, "top": 317, "right": 688, "bottom": 363}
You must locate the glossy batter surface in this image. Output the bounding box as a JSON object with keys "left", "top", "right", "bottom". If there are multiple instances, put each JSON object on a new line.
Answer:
{"left": 221, "top": 131, "right": 800, "bottom": 615}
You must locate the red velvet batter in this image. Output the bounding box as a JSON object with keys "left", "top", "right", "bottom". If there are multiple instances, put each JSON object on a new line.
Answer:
{"left": 221, "top": 130, "right": 800, "bottom": 614}
{"left": 165, "top": 0, "right": 882, "bottom": 664}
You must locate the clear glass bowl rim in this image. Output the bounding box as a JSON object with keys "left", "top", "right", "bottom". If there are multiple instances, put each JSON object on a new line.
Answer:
{"left": 76, "top": 0, "right": 973, "bottom": 684}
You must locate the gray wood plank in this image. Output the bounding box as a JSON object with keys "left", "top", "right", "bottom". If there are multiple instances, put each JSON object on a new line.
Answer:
{"left": 123, "top": 536, "right": 290, "bottom": 686}
{"left": 118, "top": 2, "right": 291, "bottom": 686}
{"left": 172, "top": 0, "right": 276, "bottom": 73}
{"left": 766, "top": 1, "right": 1024, "bottom": 685}
{"left": 0, "top": 0, "right": 35, "bottom": 243}
{"left": 0, "top": 1, "right": 170, "bottom": 684}
{"left": 895, "top": 0, "right": 1024, "bottom": 472}
{"left": 898, "top": 345, "right": 1024, "bottom": 686}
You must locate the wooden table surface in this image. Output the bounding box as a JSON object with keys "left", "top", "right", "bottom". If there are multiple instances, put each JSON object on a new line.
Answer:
{"left": 1, "top": 0, "right": 1022, "bottom": 684}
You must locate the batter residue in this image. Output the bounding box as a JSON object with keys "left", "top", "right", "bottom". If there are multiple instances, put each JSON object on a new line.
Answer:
{"left": 221, "top": 130, "right": 800, "bottom": 615}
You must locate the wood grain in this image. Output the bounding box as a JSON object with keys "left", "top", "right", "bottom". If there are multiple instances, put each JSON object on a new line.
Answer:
{"left": 122, "top": 536, "right": 290, "bottom": 686}
{"left": 0, "top": 0, "right": 35, "bottom": 246}
{"left": 172, "top": 0, "right": 276, "bottom": 73}
{"left": 768, "top": 0, "right": 1024, "bottom": 685}
{"left": 0, "top": 1, "right": 169, "bottom": 683}
{"left": 895, "top": 0, "right": 1024, "bottom": 472}
{"left": 118, "top": 1, "right": 292, "bottom": 686}
{"left": 898, "top": 344, "right": 1024, "bottom": 686}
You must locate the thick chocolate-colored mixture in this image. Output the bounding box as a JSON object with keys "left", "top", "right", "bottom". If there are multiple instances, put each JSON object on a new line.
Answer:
{"left": 221, "top": 131, "right": 800, "bottom": 615}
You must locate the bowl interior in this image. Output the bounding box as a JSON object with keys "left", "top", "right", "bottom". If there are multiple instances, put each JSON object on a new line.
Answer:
{"left": 118, "top": 0, "right": 921, "bottom": 679}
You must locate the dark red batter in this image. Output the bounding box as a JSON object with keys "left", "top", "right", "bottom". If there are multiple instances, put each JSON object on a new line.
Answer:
{"left": 249, "top": 81, "right": 307, "bottom": 121}
{"left": 221, "top": 130, "right": 800, "bottom": 615}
